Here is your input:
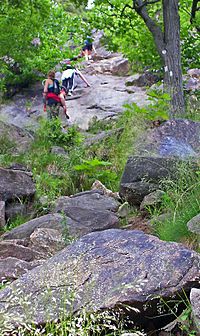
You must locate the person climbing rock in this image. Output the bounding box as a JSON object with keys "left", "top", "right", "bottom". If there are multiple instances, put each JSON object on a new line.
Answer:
{"left": 43, "top": 70, "right": 69, "bottom": 119}
{"left": 61, "top": 61, "right": 91, "bottom": 96}
{"left": 81, "top": 36, "right": 96, "bottom": 61}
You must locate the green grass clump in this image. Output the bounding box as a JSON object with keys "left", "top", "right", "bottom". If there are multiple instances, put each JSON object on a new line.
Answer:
{"left": 154, "top": 166, "right": 200, "bottom": 245}
{"left": 1, "top": 308, "right": 144, "bottom": 336}
{"left": 0, "top": 133, "right": 16, "bottom": 155}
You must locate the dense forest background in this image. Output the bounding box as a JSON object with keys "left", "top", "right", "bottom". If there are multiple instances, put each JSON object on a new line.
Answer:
{"left": 0, "top": 0, "right": 199, "bottom": 95}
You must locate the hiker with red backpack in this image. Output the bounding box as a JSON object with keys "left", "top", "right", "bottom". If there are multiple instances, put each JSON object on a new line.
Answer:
{"left": 43, "top": 70, "right": 69, "bottom": 119}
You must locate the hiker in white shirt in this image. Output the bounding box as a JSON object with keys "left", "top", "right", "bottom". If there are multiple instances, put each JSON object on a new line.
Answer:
{"left": 61, "top": 62, "right": 91, "bottom": 96}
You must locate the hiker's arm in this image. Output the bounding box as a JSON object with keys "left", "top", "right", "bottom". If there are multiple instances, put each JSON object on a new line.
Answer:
{"left": 43, "top": 79, "right": 49, "bottom": 96}
{"left": 92, "top": 45, "right": 97, "bottom": 54}
{"left": 77, "top": 70, "right": 91, "bottom": 87}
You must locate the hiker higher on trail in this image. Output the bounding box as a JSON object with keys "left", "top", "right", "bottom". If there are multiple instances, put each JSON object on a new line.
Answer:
{"left": 61, "top": 61, "right": 91, "bottom": 96}
{"left": 43, "top": 70, "right": 69, "bottom": 119}
{"left": 81, "top": 36, "right": 96, "bottom": 61}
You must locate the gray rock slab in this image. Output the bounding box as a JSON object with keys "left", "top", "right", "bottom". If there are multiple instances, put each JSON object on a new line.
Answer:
{"left": 119, "top": 156, "right": 186, "bottom": 205}
{"left": 0, "top": 167, "right": 36, "bottom": 202}
{"left": 137, "top": 119, "right": 200, "bottom": 159}
{"left": 0, "top": 229, "right": 199, "bottom": 330}
{"left": 0, "top": 241, "right": 42, "bottom": 262}
{"left": 29, "top": 228, "right": 66, "bottom": 258}
{"left": 56, "top": 206, "right": 119, "bottom": 238}
{"left": 1, "top": 213, "right": 66, "bottom": 240}
{"left": 54, "top": 191, "right": 119, "bottom": 213}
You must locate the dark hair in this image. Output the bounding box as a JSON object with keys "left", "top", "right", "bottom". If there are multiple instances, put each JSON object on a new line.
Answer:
{"left": 61, "top": 86, "right": 68, "bottom": 93}
{"left": 66, "top": 65, "right": 73, "bottom": 70}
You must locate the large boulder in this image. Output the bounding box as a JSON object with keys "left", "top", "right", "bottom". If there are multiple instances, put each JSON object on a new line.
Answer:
{"left": 119, "top": 156, "right": 186, "bottom": 205}
{"left": 85, "top": 56, "right": 130, "bottom": 76}
{"left": 0, "top": 120, "right": 33, "bottom": 154}
{"left": 0, "top": 229, "right": 199, "bottom": 331}
{"left": 53, "top": 190, "right": 119, "bottom": 213}
{"left": 2, "top": 190, "right": 120, "bottom": 241}
{"left": 0, "top": 167, "right": 35, "bottom": 202}
{"left": 125, "top": 72, "right": 161, "bottom": 87}
{"left": 137, "top": 119, "right": 200, "bottom": 158}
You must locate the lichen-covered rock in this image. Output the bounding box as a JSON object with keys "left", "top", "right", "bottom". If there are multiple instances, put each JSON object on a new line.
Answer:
{"left": 0, "top": 229, "right": 199, "bottom": 331}
{"left": 0, "top": 257, "right": 35, "bottom": 282}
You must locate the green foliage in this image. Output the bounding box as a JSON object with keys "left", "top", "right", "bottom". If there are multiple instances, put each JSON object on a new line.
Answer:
{"left": 1, "top": 307, "right": 142, "bottom": 336}
{"left": 4, "top": 214, "right": 31, "bottom": 232}
{"left": 0, "top": 133, "right": 16, "bottom": 155}
{"left": 74, "top": 157, "right": 118, "bottom": 189}
{"left": 160, "top": 290, "right": 197, "bottom": 336}
{"left": 87, "top": 0, "right": 161, "bottom": 71}
{"left": 0, "top": 0, "right": 83, "bottom": 92}
{"left": 36, "top": 118, "right": 82, "bottom": 148}
{"left": 145, "top": 90, "right": 170, "bottom": 121}
{"left": 153, "top": 165, "right": 200, "bottom": 244}
{"left": 180, "top": 2, "right": 200, "bottom": 70}
{"left": 85, "top": 0, "right": 199, "bottom": 72}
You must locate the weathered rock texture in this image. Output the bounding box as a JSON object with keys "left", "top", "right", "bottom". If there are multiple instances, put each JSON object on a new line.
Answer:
{"left": 0, "top": 167, "right": 35, "bottom": 202}
{"left": 0, "top": 120, "right": 33, "bottom": 154}
{"left": 137, "top": 119, "right": 200, "bottom": 159}
{"left": 0, "top": 192, "right": 120, "bottom": 282}
{"left": 187, "top": 214, "right": 200, "bottom": 235}
{"left": 190, "top": 288, "right": 200, "bottom": 332}
{"left": 119, "top": 156, "right": 190, "bottom": 205}
{"left": 0, "top": 229, "right": 199, "bottom": 331}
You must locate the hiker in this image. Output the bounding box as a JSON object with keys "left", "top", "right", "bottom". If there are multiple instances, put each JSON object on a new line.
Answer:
{"left": 61, "top": 62, "right": 91, "bottom": 96}
{"left": 43, "top": 70, "right": 69, "bottom": 119}
{"left": 81, "top": 36, "right": 96, "bottom": 61}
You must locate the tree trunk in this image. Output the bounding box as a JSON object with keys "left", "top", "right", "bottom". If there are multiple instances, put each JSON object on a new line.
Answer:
{"left": 134, "top": 0, "right": 185, "bottom": 116}
{"left": 162, "top": 0, "right": 185, "bottom": 116}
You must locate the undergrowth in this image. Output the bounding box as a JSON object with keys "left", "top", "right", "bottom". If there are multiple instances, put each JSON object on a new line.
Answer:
{"left": 152, "top": 164, "right": 200, "bottom": 245}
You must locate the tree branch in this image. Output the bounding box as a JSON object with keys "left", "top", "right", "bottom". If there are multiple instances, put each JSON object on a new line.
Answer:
{"left": 137, "top": 0, "right": 160, "bottom": 9}
{"left": 120, "top": 4, "right": 133, "bottom": 18}
{"left": 190, "top": 0, "right": 200, "bottom": 31}
{"left": 132, "top": 0, "right": 165, "bottom": 57}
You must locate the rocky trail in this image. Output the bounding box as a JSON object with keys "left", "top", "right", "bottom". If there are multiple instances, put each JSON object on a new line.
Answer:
{"left": 0, "top": 55, "right": 149, "bottom": 131}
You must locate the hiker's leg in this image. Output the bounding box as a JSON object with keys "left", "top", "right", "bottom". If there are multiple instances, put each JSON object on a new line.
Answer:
{"left": 51, "top": 104, "right": 60, "bottom": 119}
{"left": 88, "top": 50, "right": 92, "bottom": 60}
{"left": 84, "top": 49, "right": 89, "bottom": 61}
{"left": 68, "top": 73, "right": 75, "bottom": 93}
{"left": 47, "top": 105, "right": 53, "bottom": 120}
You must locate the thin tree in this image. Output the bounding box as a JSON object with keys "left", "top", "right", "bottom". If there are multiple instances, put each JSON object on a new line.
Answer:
{"left": 123, "top": 0, "right": 185, "bottom": 116}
